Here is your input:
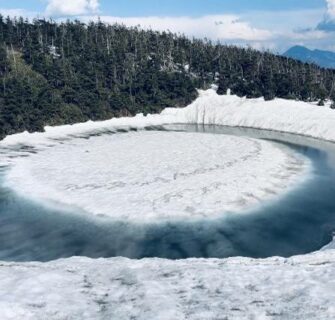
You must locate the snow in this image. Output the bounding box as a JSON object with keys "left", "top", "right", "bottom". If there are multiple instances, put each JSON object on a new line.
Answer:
{"left": 0, "top": 250, "right": 335, "bottom": 320}
{"left": 162, "top": 89, "right": 335, "bottom": 142}
{"left": 4, "top": 131, "right": 309, "bottom": 222}
{"left": 322, "top": 235, "right": 335, "bottom": 250}
{"left": 1, "top": 89, "right": 335, "bottom": 319}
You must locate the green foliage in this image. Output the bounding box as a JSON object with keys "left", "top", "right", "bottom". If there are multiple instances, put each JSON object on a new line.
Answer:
{"left": 0, "top": 16, "right": 334, "bottom": 138}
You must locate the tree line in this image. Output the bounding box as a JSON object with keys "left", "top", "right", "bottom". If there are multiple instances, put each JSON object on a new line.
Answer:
{"left": 0, "top": 16, "right": 335, "bottom": 139}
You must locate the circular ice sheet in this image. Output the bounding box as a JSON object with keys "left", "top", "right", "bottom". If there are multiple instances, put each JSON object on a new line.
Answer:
{"left": 5, "top": 131, "right": 309, "bottom": 222}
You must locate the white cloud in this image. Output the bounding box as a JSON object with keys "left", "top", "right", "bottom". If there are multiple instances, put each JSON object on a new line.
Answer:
{"left": 286, "top": 30, "right": 327, "bottom": 41}
{"left": 81, "top": 15, "right": 273, "bottom": 42}
{"left": 0, "top": 8, "right": 37, "bottom": 19}
{"left": 46, "top": 0, "right": 99, "bottom": 17}
{"left": 326, "top": 0, "right": 335, "bottom": 18}
{"left": 241, "top": 9, "right": 324, "bottom": 33}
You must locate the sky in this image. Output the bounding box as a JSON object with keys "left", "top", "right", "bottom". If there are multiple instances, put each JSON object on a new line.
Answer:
{"left": 0, "top": 0, "right": 335, "bottom": 52}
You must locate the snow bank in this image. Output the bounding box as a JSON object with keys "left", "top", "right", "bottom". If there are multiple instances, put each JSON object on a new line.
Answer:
{"left": 2, "top": 88, "right": 335, "bottom": 147}
{"left": 162, "top": 89, "right": 335, "bottom": 141}
{"left": 4, "top": 131, "right": 309, "bottom": 222}
{"left": 0, "top": 251, "right": 335, "bottom": 320}
{"left": 0, "top": 112, "right": 174, "bottom": 149}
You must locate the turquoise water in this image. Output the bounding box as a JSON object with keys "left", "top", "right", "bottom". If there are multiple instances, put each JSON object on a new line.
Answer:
{"left": 0, "top": 125, "right": 335, "bottom": 262}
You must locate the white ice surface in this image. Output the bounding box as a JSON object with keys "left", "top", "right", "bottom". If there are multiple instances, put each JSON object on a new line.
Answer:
{"left": 1, "top": 251, "right": 335, "bottom": 320}
{"left": 4, "top": 131, "right": 309, "bottom": 222}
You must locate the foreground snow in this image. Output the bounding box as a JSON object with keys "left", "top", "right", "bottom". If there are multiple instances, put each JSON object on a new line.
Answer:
{"left": 4, "top": 131, "right": 309, "bottom": 222}
{"left": 1, "top": 250, "right": 335, "bottom": 320}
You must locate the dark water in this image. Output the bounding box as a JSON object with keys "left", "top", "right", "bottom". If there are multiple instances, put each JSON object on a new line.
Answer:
{"left": 0, "top": 125, "right": 335, "bottom": 262}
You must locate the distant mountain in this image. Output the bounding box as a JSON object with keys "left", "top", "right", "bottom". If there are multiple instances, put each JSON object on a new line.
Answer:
{"left": 284, "top": 46, "right": 335, "bottom": 69}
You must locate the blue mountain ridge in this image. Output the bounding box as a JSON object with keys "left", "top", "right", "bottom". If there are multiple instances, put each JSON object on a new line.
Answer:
{"left": 284, "top": 45, "right": 335, "bottom": 69}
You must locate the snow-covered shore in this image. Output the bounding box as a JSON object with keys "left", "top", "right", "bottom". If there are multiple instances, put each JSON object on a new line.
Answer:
{"left": 1, "top": 250, "right": 335, "bottom": 320}
{"left": 1, "top": 90, "right": 335, "bottom": 319}
{"left": 2, "top": 88, "right": 335, "bottom": 148}
{"left": 162, "top": 89, "right": 335, "bottom": 142}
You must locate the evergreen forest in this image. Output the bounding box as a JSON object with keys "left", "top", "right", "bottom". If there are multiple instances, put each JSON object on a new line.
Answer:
{"left": 1, "top": 16, "right": 335, "bottom": 139}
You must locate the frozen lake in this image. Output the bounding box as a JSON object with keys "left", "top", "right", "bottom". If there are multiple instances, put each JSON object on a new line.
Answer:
{"left": 0, "top": 125, "right": 335, "bottom": 261}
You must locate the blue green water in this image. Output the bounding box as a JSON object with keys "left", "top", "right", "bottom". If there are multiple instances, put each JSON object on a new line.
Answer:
{"left": 0, "top": 125, "right": 335, "bottom": 262}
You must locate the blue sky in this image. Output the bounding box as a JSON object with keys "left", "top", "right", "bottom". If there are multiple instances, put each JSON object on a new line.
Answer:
{"left": 86, "top": 0, "right": 326, "bottom": 16}
{"left": 0, "top": 0, "right": 327, "bottom": 16}
{"left": 0, "top": 0, "right": 334, "bottom": 52}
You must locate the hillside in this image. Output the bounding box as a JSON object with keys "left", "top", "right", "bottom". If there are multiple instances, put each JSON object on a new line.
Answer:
{"left": 0, "top": 16, "right": 335, "bottom": 139}
{"left": 284, "top": 45, "right": 335, "bottom": 69}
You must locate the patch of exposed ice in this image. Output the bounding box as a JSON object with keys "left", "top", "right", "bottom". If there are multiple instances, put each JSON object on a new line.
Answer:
{"left": 4, "top": 131, "right": 309, "bottom": 222}
{"left": 0, "top": 251, "right": 335, "bottom": 320}
{"left": 322, "top": 235, "right": 335, "bottom": 251}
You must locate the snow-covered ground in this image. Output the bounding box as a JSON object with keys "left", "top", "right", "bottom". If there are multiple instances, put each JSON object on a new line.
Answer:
{"left": 4, "top": 131, "right": 309, "bottom": 222}
{"left": 1, "top": 250, "right": 335, "bottom": 320}
{"left": 1, "top": 89, "right": 335, "bottom": 319}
